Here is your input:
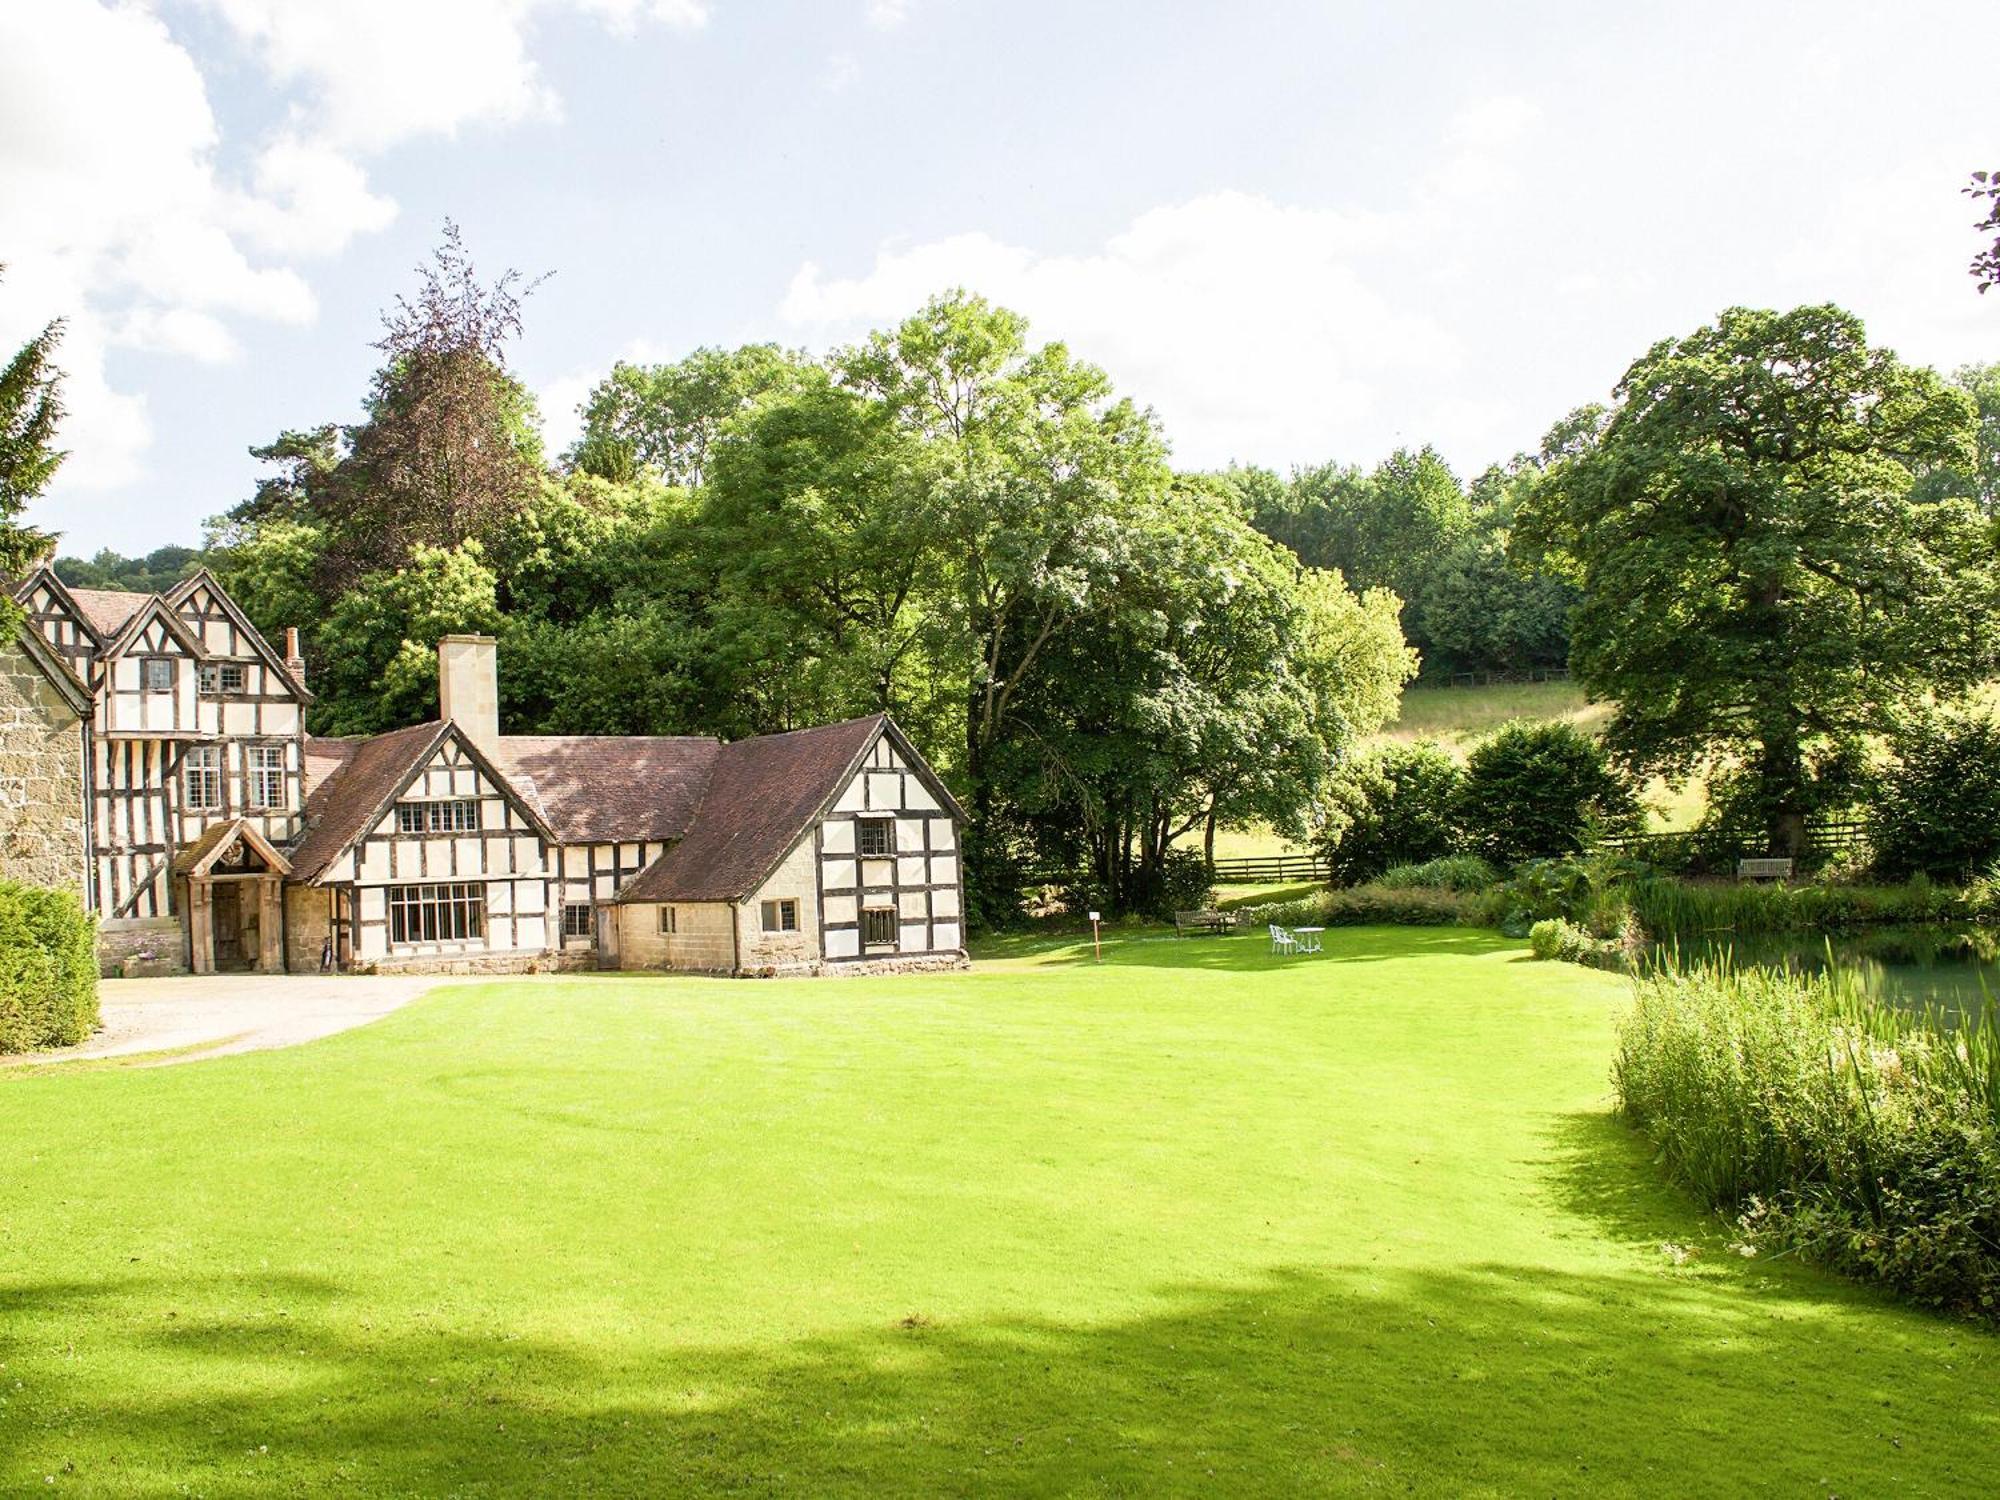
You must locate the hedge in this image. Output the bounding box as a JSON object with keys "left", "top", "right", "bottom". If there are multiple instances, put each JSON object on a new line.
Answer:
{"left": 0, "top": 879, "right": 99, "bottom": 1052}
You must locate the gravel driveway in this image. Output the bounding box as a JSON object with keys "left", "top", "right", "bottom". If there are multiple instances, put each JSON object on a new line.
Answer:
{"left": 8, "top": 973, "right": 471, "bottom": 1067}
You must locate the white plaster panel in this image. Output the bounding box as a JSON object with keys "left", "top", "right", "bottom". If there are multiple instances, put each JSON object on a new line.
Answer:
{"left": 932, "top": 887, "right": 960, "bottom": 919}
{"left": 824, "top": 893, "right": 856, "bottom": 924}
{"left": 931, "top": 855, "right": 958, "bottom": 886}
{"left": 933, "top": 921, "right": 961, "bottom": 950}
{"left": 899, "top": 922, "right": 927, "bottom": 952}
{"left": 905, "top": 779, "right": 940, "bottom": 811}
{"left": 822, "top": 858, "right": 856, "bottom": 890}
{"left": 865, "top": 772, "right": 901, "bottom": 809}
{"left": 929, "top": 818, "right": 955, "bottom": 850}
{"left": 895, "top": 817, "right": 924, "bottom": 852}
{"left": 488, "top": 881, "right": 514, "bottom": 914}
{"left": 834, "top": 777, "right": 866, "bottom": 813}
{"left": 821, "top": 818, "right": 854, "bottom": 854}
{"left": 454, "top": 836, "right": 479, "bottom": 869}
{"left": 862, "top": 858, "right": 893, "bottom": 888}
{"left": 359, "top": 886, "right": 385, "bottom": 919}
{"left": 898, "top": 890, "right": 927, "bottom": 919}
{"left": 896, "top": 855, "right": 927, "bottom": 885}
{"left": 825, "top": 927, "right": 860, "bottom": 959}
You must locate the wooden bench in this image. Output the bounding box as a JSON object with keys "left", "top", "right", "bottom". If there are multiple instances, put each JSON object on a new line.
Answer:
{"left": 1173, "top": 909, "right": 1238, "bottom": 936}
{"left": 1737, "top": 857, "right": 1794, "bottom": 882}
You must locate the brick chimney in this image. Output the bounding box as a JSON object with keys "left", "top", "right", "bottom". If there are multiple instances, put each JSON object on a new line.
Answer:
{"left": 437, "top": 634, "right": 499, "bottom": 751}
{"left": 283, "top": 627, "right": 307, "bottom": 688}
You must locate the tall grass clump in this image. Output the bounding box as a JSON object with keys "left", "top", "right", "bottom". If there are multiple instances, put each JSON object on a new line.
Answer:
{"left": 1615, "top": 960, "right": 2000, "bottom": 1319}
{"left": 1628, "top": 875, "right": 1984, "bottom": 945}
{"left": 1374, "top": 855, "right": 1498, "bottom": 892}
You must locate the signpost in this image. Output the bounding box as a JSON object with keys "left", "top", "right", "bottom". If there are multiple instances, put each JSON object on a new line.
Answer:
{"left": 1088, "top": 910, "right": 1101, "bottom": 964}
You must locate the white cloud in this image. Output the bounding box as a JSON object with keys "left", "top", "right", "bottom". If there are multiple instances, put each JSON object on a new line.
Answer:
{"left": 3, "top": 0, "right": 708, "bottom": 519}
{"left": 776, "top": 103, "right": 1544, "bottom": 470}
{"left": 198, "top": 0, "right": 710, "bottom": 152}
{"left": 823, "top": 51, "right": 862, "bottom": 93}
{"left": 0, "top": 0, "right": 320, "bottom": 494}
{"left": 865, "top": 0, "right": 912, "bottom": 28}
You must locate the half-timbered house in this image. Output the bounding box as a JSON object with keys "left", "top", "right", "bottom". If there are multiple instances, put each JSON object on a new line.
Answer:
{"left": 7, "top": 568, "right": 967, "bottom": 978}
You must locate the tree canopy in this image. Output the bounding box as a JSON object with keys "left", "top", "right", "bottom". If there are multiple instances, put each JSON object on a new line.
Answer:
{"left": 0, "top": 266, "right": 62, "bottom": 586}
{"left": 1516, "top": 304, "right": 1991, "bottom": 853}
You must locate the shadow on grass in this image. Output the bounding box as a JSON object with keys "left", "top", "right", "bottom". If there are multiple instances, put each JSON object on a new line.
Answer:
{"left": 6, "top": 1263, "right": 1992, "bottom": 1496}
{"left": 8, "top": 1170, "right": 1995, "bottom": 1496}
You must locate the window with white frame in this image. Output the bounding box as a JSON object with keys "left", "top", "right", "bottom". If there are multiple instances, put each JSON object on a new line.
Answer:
{"left": 387, "top": 883, "right": 485, "bottom": 944}
{"left": 861, "top": 906, "right": 897, "bottom": 947}
{"left": 182, "top": 745, "right": 222, "bottom": 809}
{"left": 247, "top": 744, "right": 285, "bottom": 809}
{"left": 760, "top": 898, "right": 799, "bottom": 933}
{"left": 395, "top": 799, "right": 481, "bottom": 834}
{"left": 198, "top": 662, "right": 246, "bottom": 694}
{"left": 142, "top": 657, "right": 174, "bottom": 692}
{"left": 856, "top": 817, "right": 895, "bottom": 857}
{"left": 658, "top": 906, "right": 677, "bottom": 934}
{"left": 562, "top": 902, "right": 593, "bottom": 940}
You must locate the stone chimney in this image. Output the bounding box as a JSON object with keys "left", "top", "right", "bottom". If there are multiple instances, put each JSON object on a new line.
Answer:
{"left": 437, "top": 634, "right": 499, "bottom": 751}
{"left": 283, "top": 627, "right": 307, "bottom": 688}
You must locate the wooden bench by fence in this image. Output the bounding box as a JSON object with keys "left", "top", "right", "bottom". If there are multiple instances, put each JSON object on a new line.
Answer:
{"left": 1173, "top": 910, "right": 1238, "bottom": 936}
{"left": 1736, "top": 857, "right": 1794, "bottom": 882}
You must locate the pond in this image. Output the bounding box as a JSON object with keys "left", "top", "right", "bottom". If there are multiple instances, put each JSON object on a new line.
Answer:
{"left": 1647, "top": 926, "right": 2000, "bottom": 1029}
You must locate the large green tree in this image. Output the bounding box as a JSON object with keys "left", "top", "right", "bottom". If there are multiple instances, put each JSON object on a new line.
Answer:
{"left": 1517, "top": 304, "right": 1990, "bottom": 854}
{"left": 567, "top": 345, "right": 809, "bottom": 485}
{"left": 0, "top": 266, "right": 61, "bottom": 582}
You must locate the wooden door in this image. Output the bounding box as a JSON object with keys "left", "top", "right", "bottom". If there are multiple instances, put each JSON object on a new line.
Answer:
{"left": 213, "top": 883, "right": 243, "bottom": 969}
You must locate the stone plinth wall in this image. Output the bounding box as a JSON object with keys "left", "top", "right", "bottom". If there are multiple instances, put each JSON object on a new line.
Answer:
{"left": 0, "top": 650, "right": 86, "bottom": 896}
{"left": 97, "top": 916, "right": 187, "bottom": 977}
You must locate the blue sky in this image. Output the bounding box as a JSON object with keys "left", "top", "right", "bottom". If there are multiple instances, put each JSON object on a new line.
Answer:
{"left": 5, "top": 0, "right": 1998, "bottom": 556}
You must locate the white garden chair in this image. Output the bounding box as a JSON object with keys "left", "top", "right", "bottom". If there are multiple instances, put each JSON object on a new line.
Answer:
{"left": 1268, "top": 924, "right": 1296, "bottom": 956}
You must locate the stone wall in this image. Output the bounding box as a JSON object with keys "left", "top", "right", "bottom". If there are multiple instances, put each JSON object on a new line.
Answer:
{"left": 617, "top": 899, "right": 734, "bottom": 972}
{"left": 97, "top": 916, "right": 187, "bottom": 978}
{"left": 0, "top": 648, "right": 86, "bottom": 896}
{"left": 737, "top": 837, "right": 821, "bottom": 971}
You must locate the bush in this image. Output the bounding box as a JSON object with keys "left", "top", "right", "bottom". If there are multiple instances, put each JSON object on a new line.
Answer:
{"left": 1374, "top": 854, "right": 1499, "bottom": 892}
{"left": 1458, "top": 720, "right": 1638, "bottom": 868}
{"left": 1615, "top": 961, "right": 2000, "bottom": 1321}
{"left": 1874, "top": 710, "right": 2000, "bottom": 882}
{"left": 1242, "top": 883, "right": 1477, "bottom": 930}
{"left": 0, "top": 880, "right": 99, "bottom": 1052}
{"left": 1527, "top": 917, "right": 1572, "bottom": 960}
{"left": 1321, "top": 742, "right": 1465, "bottom": 885}
{"left": 1493, "top": 854, "right": 1638, "bottom": 938}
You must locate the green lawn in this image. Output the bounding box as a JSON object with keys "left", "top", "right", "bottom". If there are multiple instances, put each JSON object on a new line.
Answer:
{"left": 3, "top": 934, "right": 1994, "bottom": 1495}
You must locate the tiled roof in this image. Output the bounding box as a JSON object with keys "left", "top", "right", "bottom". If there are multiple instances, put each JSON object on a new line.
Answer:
{"left": 289, "top": 722, "right": 450, "bottom": 882}
{"left": 303, "top": 735, "right": 366, "bottom": 797}
{"left": 618, "top": 715, "right": 885, "bottom": 903}
{"left": 66, "top": 587, "right": 151, "bottom": 639}
{"left": 488, "top": 735, "right": 720, "bottom": 845}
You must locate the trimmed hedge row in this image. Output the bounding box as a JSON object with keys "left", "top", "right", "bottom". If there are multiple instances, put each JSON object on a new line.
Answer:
{"left": 0, "top": 879, "right": 99, "bottom": 1052}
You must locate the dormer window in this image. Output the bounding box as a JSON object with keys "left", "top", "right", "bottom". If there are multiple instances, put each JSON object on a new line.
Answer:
{"left": 142, "top": 658, "right": 174, "bottom": 692}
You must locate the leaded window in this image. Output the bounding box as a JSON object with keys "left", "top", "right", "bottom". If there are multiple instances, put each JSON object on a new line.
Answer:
{"left": 183, "top": 745, "right": 222, "bottom": 810}
{"left": 387, "top": 883, "right": 486, "bottom": 944}
{"left": 862, "top": 907, "right": 897, "bottom": 947}
{"left": 395, "top": 799, "right": 481, "bottom": 834}
{"left": 247, "top": 744, "right": 285, "bottom": 809}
